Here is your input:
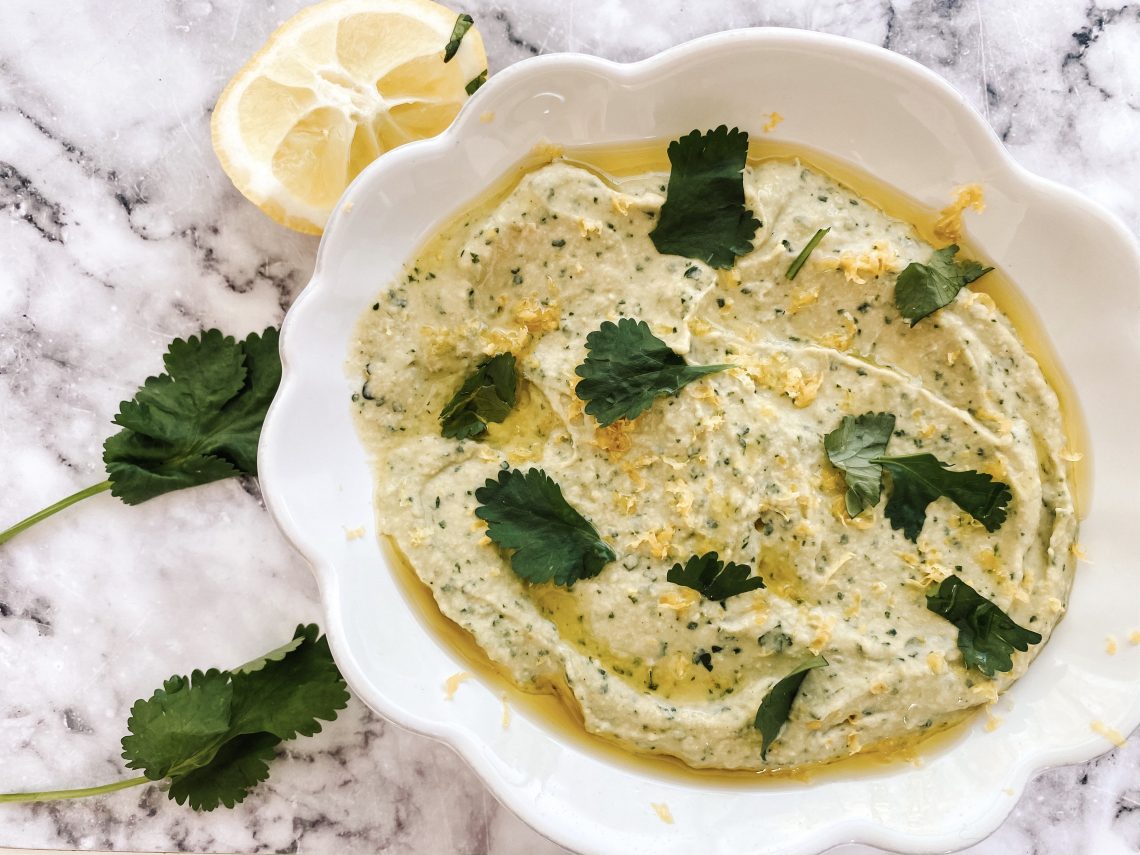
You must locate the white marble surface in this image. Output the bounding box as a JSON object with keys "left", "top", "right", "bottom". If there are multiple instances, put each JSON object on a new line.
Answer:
{"left": 0, "top": 1, "right": 1138, "bottom": 853}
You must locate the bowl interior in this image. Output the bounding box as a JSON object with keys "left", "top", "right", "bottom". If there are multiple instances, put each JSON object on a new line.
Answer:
{"left": 261, "top": 29, "right": 1140, "bottom": 855}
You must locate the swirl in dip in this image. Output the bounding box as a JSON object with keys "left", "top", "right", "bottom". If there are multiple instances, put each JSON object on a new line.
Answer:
{"left": 349, "top": 151, "right": 1077, "bottom": 770}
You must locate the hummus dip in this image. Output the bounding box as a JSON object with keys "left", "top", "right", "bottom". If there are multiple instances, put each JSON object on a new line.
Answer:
{"left": 350, "top": 154, "right": 1078, "bottom": 770}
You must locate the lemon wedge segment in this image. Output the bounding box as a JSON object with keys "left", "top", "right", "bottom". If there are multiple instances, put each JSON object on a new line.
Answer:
{"left": 211, "top": 0, "right": 487, "bottom": 234}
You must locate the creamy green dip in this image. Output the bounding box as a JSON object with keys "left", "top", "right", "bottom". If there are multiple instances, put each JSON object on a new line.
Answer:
{"left": 349, "top": 157, "right": 1077, "bottom": 770}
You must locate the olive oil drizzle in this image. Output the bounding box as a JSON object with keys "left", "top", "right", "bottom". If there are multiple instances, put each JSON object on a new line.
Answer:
{"left": 364, "top": 137, "right": 1089, "bottom": 786}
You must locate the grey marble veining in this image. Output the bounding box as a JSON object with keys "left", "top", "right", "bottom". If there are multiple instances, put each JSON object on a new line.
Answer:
{"left": 0, "top": 1, "right": 1137, "bottom": 853}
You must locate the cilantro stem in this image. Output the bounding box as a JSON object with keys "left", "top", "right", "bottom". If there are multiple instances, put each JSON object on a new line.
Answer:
{"left": 0, "top": 775, "right": 148, "bottom": 803}
{"left": 0, "top": 480, "right": 113, "bottom": 546}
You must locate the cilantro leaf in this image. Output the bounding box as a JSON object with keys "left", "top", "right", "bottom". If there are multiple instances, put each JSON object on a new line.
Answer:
{"left": 231, "top": 634, "right": 305, "bottom": 675}
{"left": 167, "top": 732, "right": 279, "bottom": 811}
{"left": 443, "top": 13, "right": 474, "bottom": 62}
{"left": 474, "top": 468, "right": 615, "bottom": 587}
{"left": 103, "top": 328, "right": 281, "bottom": 505}
{"left": 465, "top": 69, "right": 487, "bottom": 96}
{"left": 121, "top": 669, "right": 234, "bottom": 781}
{"left": 667, "top": 552, "right": 765, "bottom": 602}
{"left": 754, "top": 655, "right": 828, "bottom": 760}
{"left": 821, "top": 413, "right": 1011, "bottom": 540}
{"left": 120, "top": 624, "right": 349, "bottom": 811}
{"left": 439, "top": 353, "right": 517, "bottom": 439}
{"left": 786, "top": 227, "right": 830, "bottom": 280}
{"left": 228, "top": 625, "right": 349, "bottom": 741}
{"left": 0, "top": 327, "right": 281, "bottom": 548}
{"left": 824, "top": 412, "right": 896, "bottom": 516}
{"left": 894, "top": 244, "right": 993, "bottom": 324}
{"left": 649, "top": 126, "right": 761, "bottom": 269}
{"left": 926, "top": 575, "right": 1042, "bottom": 676}
{"left": 574, "top": 318, "right": 728, "bottom": 426}
{"left": 878, "top": 454, "right": 1011, "bottom": 542}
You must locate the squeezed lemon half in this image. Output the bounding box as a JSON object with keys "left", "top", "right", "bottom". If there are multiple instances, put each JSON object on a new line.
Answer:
{"left": 211, "top": 0, "right": 487, "bottom": 234}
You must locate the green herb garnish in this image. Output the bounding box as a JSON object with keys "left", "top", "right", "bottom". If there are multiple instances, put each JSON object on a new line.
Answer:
{"left": 823, "top": 413, "right": 1011, "bottom": 541}
{"left": 823, "top": 412, "right": 895, "bottom": 516}
{"left": 439, "top": 352, "right": 517, "bottom": 440}
{"left": 926, "top": 575, "right": 1042, "bottom": 676}
{"left": 754, "top": 655, "right": 828, "bottom": 760}
{"left": 443, "top": 13, "right": 474, "bottom": 62}
{"left": 0, "top": 328, "right": 280, "bottom": 546}
{"left": 649, "top": 126, "right": 761, "bottom": 269}
{"left": 894, "top": 244, "right": 993, "bottom": 324}
{"left": 0, "top": 624, "right": 348, "bottom": 810}
{"left": 475, "top": 468, "right": 614, "bottom": 587}
{"left": 465, "top": 69, "right": 487, "bottom": 96}
{"left": 104, "top": 328, "right": 280, "bottom": 504}
{"left": 574, "top": 318, "right": 728, "bottom": 426}
{"left": 785, "top": 227, "right": 830, "bottom": 280}
{"left": 879, "top": 454, "right": 1011, "bottom": 541}
{"left": 667, "top": 552, "right": 765, "bottom": 602}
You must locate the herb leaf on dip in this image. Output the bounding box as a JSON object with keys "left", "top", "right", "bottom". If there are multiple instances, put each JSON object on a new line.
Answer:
{"left": 574, "top": 318, "right": 728, "bottom": 426}
{"left": 754, "top": 655, "right": 828, "bottom": 759}
{"left": 879, "top": 455, "right": 1011, "bottom": 542}
{"left": 926, "top": 575, "right": 1042, "bottom": 676}
{"left": 824, "top": 413, "right": 1012, "bottom": 541}
{"left": 475, "top": 468, "right": 615, "bottom": 587}
{"left": 824, "top": 412, "right": 896, "bottom": 516}
{"left": 667, "top": 552, "right": 765, "bottom": 602}
{"left": 439, "top": 352, "right": 518, "bottom": 440}
{"left": 649, "top": 125, "right": 761, "bottom": 269}
{"left": 894, "top": 244, "right": 993, "bottom": 324}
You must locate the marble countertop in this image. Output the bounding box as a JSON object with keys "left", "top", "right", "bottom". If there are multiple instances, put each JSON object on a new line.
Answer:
{"left": 1, "top": 1, "right": 1138, "bottom": 853}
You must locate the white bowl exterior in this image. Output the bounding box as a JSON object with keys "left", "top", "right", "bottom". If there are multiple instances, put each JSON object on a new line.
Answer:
{"left": 259, "top": 29, "right": 1140, "bottom": 855}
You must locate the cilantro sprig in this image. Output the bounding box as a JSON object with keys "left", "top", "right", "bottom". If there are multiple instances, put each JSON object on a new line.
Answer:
{"left": 894, "top": 244, "right": 993, "bottom": 324}
{"left": 574, "top": 318, "right": 728, "bottom": 426}
{"left": 649, "top": 126, "right": 761, "bottom": 269}
{"left": 439, "top": 353, "right": 517, "bottom": 439}
{"left": 824, "top": 412, "right": 1011, "bottom": 541}
{"left": 0, "top": 625, "right": 349, "bottom": 810}
{"left": 667, "top": 552, "right": 765, "bottom": 602}
{"left": 926, "top": 575, "right": 1042, "bottom": 676}
{"left": 475, "top": 467, "right": 615, "bottom": 587}
{"left": 754, "top": 655, "right": 828, "bottom": 760}
{"left": 0, "top": 328, "right": 281, "bottom": 546}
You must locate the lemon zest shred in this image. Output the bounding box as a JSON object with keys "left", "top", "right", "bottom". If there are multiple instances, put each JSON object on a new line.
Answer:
{"left": 444, "top": 672, "right": 472, "bottom": 700}
{"left": 1092, "top": 720, "right": 1127, "bottom": 748}
{"left": 651, "top": 802, "right": 675, "bottom": 824}
{"left": 933, "top": 184, "right": 986, "bottom": 243}
{"left": 500, "top": 693, "right": 512, "bottom": 729}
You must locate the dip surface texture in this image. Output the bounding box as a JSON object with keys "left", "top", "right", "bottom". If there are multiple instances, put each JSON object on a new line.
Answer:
{"left": 350, "top": 157, "right": 1077, "bottom": 770}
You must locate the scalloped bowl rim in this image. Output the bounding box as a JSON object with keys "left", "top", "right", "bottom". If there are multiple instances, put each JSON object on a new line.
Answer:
{"left": 259, "top": 28, "right": 1140, "bottom": 855}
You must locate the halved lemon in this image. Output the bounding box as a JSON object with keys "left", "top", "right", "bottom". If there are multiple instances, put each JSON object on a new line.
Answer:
{"left": 211, "top": 0, "right": 487, "bottom": 234}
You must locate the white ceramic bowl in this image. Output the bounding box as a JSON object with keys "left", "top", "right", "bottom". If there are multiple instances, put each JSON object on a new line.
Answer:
{"left": 259, "top": 28, "right": 1140, "bottom": 855}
